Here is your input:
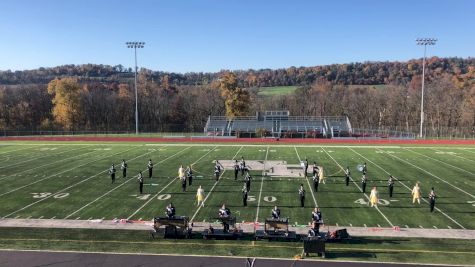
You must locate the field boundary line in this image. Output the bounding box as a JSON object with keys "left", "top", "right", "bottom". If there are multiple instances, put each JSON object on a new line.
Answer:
{"left": 190, "top": 146, "right": 243, "bottom": 222}
{"left": 64, "top": 145, "right": 188, "bottom": 219}
{"left": 2, "top": 146, "right": 141, "bottom": 218}
{"left": 294, "top": 146, "right": 318, "bottom": 207}
{"left": 381, "top": 149, "right": 475, "bottom": 199}
{"left": 255, "top": 146, "right": 269, "bottom": 222}
{"left": 128, "top": 146, "right": 215, "bottom": 220}
{"left": 350, "top": 148, "right": 466, "bottom": 229}
{"left": 0, "top": 148, "right": 132, "bottom": 198}
{"left": 405, "top": 148, "right": 475, "bottom": 177}
{"left": 321, "top": 147, "right": 394, "bottom": 228}
{"left": 0, "top": 147, "right": 96, "bottom": 183}
{"left": 0, "top": 145, "right": 86, "bottom": 170}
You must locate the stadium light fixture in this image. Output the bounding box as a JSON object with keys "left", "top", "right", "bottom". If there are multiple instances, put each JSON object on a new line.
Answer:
{"left": 416, "top": 38, "right": 437, "bottom": 138}
{"left": 125, "top": 41, "right": 145, "bottom": 134}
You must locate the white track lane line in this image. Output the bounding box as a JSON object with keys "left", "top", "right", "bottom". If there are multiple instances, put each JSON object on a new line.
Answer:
{"left": 380, "top": 149, "right": 475, "bottom": 199}
{"left": 294, "top": 146, "right": 318, "bottom": 207}
{"left": 190, "top": 146, "right": 243, "bottom": 223}
{"left": 64, "top": 145, "right": 189, "bottom": 219}
{"left": 254, "top": 146, "right": 268, "bottom": 222}
{"left": 322, "top": 147, "right": 394, "bottom": 228}
{"left": 2, "top": 146, "right": 139, "bottom": 218}
{"left": 0, "top": 147, "right": 97, "bottom": 183}
{"left": 350, "top": 147, "right": 465, "bottom": 229}
{"left": 129, "top": 146, "right": 222, "bottom": 220}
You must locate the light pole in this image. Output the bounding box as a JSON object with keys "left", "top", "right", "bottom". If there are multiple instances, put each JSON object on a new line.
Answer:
{"left": 126, "top": 41, "right": 145, "bottom": 135}
{"left": 416, "top": 38, "right": 436, "bottom": 138}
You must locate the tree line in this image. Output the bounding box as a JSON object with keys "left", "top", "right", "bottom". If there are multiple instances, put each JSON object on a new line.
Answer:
{"left": 0, "top": 57, "right": 474, "bottom": 137}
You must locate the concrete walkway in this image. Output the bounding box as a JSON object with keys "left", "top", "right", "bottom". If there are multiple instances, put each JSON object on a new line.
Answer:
{"left": 1, "top": 218, "right": 474, "bottom": 240}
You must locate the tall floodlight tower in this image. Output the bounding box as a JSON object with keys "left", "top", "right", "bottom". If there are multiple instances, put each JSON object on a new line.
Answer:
{"left": 416, "top": 38, "right": 437, "bottom": 138}
{"left": 126, "top": 41, "right": 145, "bottom": 134}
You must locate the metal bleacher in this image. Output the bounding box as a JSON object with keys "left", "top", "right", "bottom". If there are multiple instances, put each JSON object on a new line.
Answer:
{"left": 204, "top": 111, "right": 352, "bottom": 138}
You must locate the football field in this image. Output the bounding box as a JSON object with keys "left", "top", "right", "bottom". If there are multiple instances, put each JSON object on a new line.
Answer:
{"left": 0, "top": 142, "right": 474, "bottom": 230}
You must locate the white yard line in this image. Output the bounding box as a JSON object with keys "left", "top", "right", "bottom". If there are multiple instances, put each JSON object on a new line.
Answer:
{"left": 431, "top": 148, "right": 475, "bottom": 164}
{"left": 0, "top": 146, "right": 86, "bottom": 170}
{"left": 293, "top": 146, "right": 318, "bottom": 207}
{"left": 129, "top": 146, "right": 222, "bottom": 220}
{"left": 321, "top": 147, "right": 394, "bottom": 228}
{"left": 0, "top": 146, "right": 36, "bottom": 155}
{"left": 350, "top": 147, "right": 466, "bottom": 229}
{"left": 0, "top": 147, "right": 134, "bottom": 198}
{"left": 64, "top": 145, "right": 189, "bottom": 219}
{"left": 0, "top": 148, "right": 98, "bottom": 183}
{"left": 2, "top": 146, "right": 139, "bottom": 218}
{"left": 380, "top": 149, "right": 475, "bottom": 199}
{"left": 255, "top": 146, "right": 269, "bottom": 222}
{"left": 190, "top": 146, "right": 243, "bottom": 223}
{"left": 404, "top": 148, "right": 475, "bottom": 177}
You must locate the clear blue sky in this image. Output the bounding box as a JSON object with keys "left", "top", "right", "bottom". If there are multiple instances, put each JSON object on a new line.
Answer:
{"left": 0, "top": 0, "right": 474, "bottom": 73}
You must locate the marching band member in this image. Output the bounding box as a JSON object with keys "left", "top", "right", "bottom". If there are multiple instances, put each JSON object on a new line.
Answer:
{"left": 361, "top": 174, "right": 367, "bottom": 193}
{"left": 271, "top": 205, "right": 281, "bottom": 219}
{"left": 196, "top": 185, "right": 205, "bottom": 207}
{"left": 121, "top": 159, "right": 128, "bottom": 178}
{"left": 312, "top": 162, "right": 319, "bottom": 177}
{"left": 240, "top": 157, "right": 246, "bottom": 176}
{"left": 165, "top": 203, "right": 176, "bottom": 218}
{"left": 303, "top": 158, "right": 309, "bottom": 178}
{"left": 370, "top": 186, "right": 378, "bottom": 207}
{"left": 218, "top": 203, "right": 231, "bottom": 232}
{"left": 318, "top": 166, "right": 325, "bottom": 184}
{"left": 178, "top": 165, "right": 185, "bottom": 179}
{"left": 245, "top": 171, "right": 252, "bottom": 192}
{"left": 234, "top": 160, "right": 239, "bottom": 180}
{"left": 138, "top": 171, "right": 144, "bottom": 194}
{"left": 388, "top": 175, "right": 395, "bottom": 198}
{"left": 345, "top": 166, "right": 350, "bottom": 186}
{"left": 147, "top": 159, "right": 153, "bottom": 179}
{"left": 412, "top": 182, "right": 421, "bottom": 204}
{"left": 214, "top": 160, "right": 224, "bottom": 181}
{"left": 242, "top": 183, "right": 248, "bottom": 207}
{"left": 299, "top": 184, "right": 306, "bottom": 207}
{"left": 311, "top": 207, "right": 322, "bottom": 233}
{"left": 109, "top": 164, "right": 116, "bottom": 184}
{"left": 312, "top": 173, "right": 319, "bottom": 192}
{"left": 429, "top": 187, "right": 437, "bottom": 212}
{"left": 186, "top": 165, "right": 193, "bottom": 186}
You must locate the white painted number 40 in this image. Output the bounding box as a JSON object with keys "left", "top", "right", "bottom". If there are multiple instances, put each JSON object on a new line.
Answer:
{"left": 354, "top": 198, "right": 389, "bottom": 206}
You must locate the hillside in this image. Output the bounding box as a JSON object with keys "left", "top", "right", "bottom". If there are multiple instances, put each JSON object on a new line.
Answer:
{"left": 1, "top": 57, "right": 473, "bottom": 87}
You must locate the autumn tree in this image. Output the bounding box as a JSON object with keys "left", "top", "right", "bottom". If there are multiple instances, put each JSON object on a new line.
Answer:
{"left": 218, "top": 72, "right": 250, "bottom": 118}
{"left": 47, "top": 77, "right": 83, "bottom": 130}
